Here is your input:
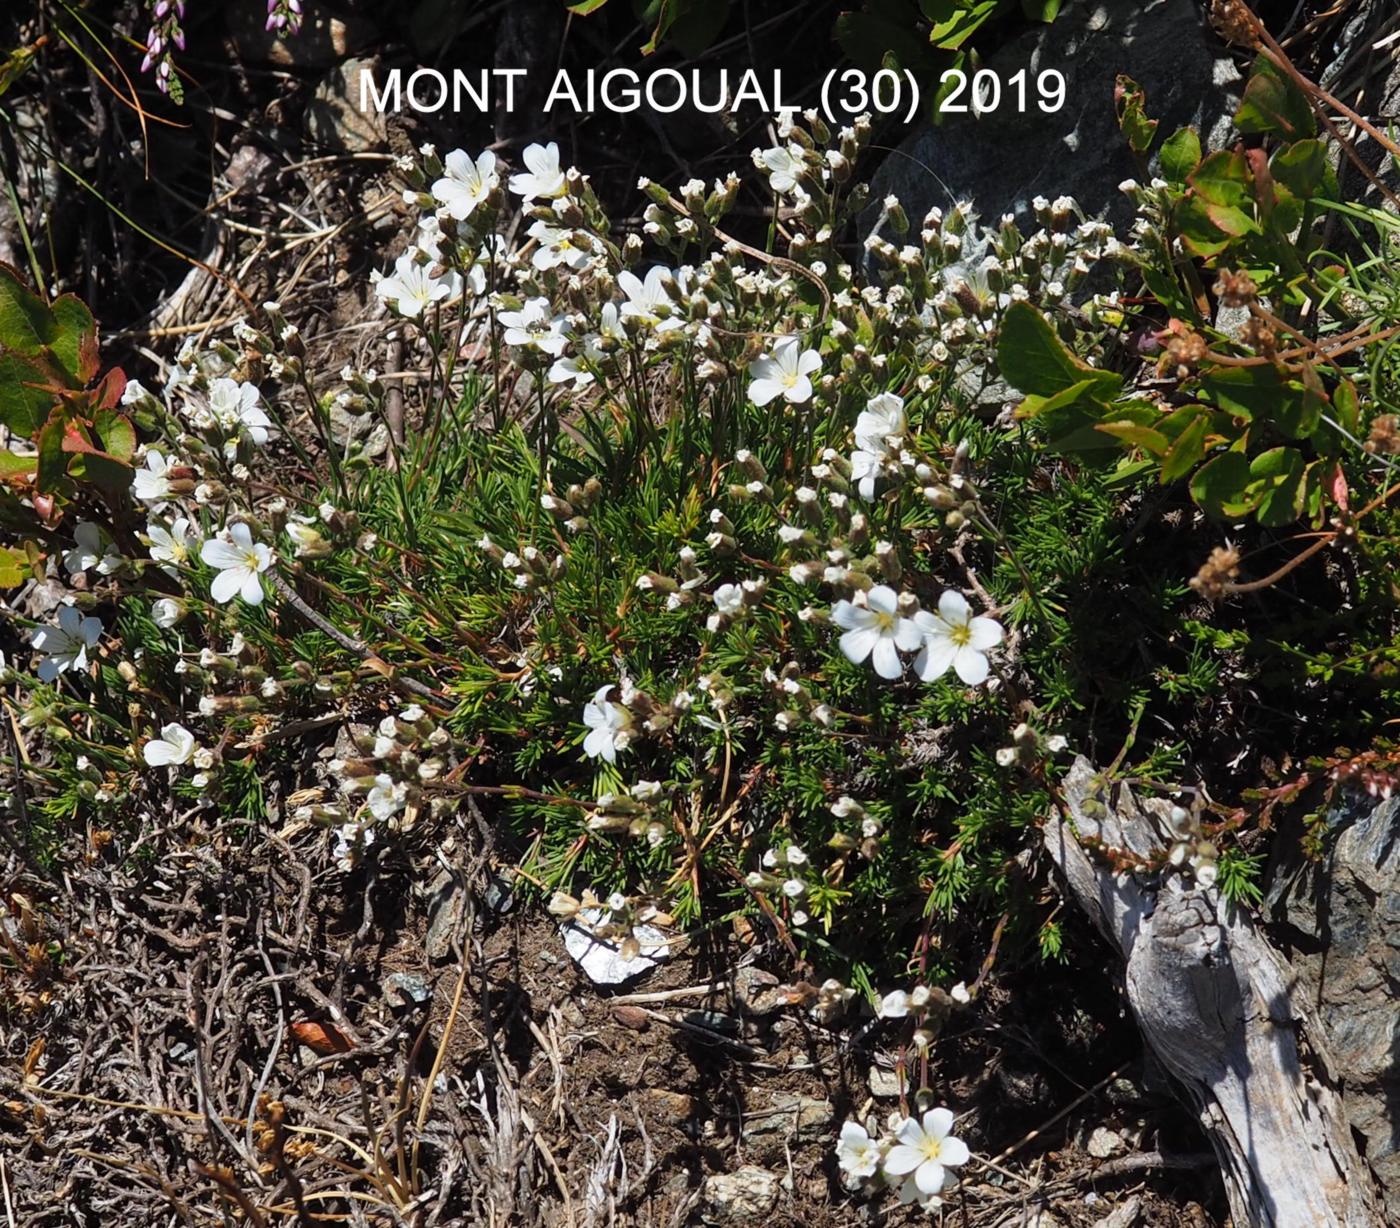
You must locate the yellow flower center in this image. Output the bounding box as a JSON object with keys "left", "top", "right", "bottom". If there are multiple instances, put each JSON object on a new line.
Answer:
{"left": 918, "top": 1135, "right": 949, "bottom": 1163}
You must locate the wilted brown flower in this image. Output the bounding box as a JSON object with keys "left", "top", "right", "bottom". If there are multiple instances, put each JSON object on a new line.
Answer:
{"left": 1157, "top": 320, "right": 1209, "bottom": 378}
{"left": 1240, "top": 315, "right": 1277, "bottom": 358}
{"left": 1213, "top": 268, "right": 1258, "bottom": 309}
{"left": 1210, "top": 0, "right": 1261, "bottom": 47}
{"left": 1365, "top": 413, "right": 1400, "bottom": 455}
{"left": 1190, "top": 545, "right": 1241, "bottom": 601}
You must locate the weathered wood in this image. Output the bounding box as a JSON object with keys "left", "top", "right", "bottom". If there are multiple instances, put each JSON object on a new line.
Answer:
{"left": 1043, "top": 757, "right": 1384, "bottom": 1227}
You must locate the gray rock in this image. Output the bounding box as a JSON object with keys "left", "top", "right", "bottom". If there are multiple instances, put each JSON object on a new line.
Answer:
{"left": 480, "top": 868, "right": 517, "bottom": 915}
{"left": 740, "top": 1092, "right": 833, "bottom": 1158}
{"left": 329, "top": 398, "right": 389, "bottom": 459}
{"left": 868, "top": 1064, "right": 909, "bottom": 1098}
{"left": 1268, "top": 794, "right": 1400, "bottom": 1219}
{"left": 867, "top": 0, "right": 1241, "bottom": 238}
{"left": 560, "top": 909, "right": 669, "bottom": 985}
{"left": 305, "top": 58, "right": 388, "bottom": 154}
{"left": 383, "top": 971, "right": 431, "bottom": 1009}
{"left": 424, "top": 869, "right": 466, "bottom": 961}
{"left": 1086, "top": 1125, "right": 1127, "bottom": 1158}
{"left": 733, "top": 964, "right": 784, "bottom": 1015}
{"left": 224, "top": 145, "right": 276, "bottom": 198}
{"left": 699, "top": 1166, "right": 782, "bottom": 1224}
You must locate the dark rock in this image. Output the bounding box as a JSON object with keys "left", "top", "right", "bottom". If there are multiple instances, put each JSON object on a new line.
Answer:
{"left": 866, "top": 0, "right": 1241, "bottom": 238}
{"left": 304, "top": 57, "right": 388, "bottom": 153}
{"left": 682, "top": 1009, "right": 741, "bottom": 1035}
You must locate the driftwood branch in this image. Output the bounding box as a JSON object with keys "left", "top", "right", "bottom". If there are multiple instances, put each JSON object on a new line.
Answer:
{"left": 1043, "top": 757, "right": 1383, "bottom": 1227}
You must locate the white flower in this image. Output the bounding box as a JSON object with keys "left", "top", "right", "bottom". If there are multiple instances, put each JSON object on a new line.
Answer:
{"left": 499, "top": 297, "right": 568, "bottom": 357}
{"left": 146, "top": 516, "right": 200, "bottom": 570}
{"left": 132, "top": 450, "right": 174, "bottom": 505}
{"left": 850, "top": 449, "right": 885, "bottom": 501}
{"left": 64, "top": 522, "right": 121, "bottom": 576}
{"left": 527, "top": 220, "right": 595, "bottom": 272}
{"left": 200, "top": 522, "right": 273, "bottom": 605}
{"left": 878, "top": 989, "right": 911, "bottom": 1019}
{"left": 758, "top": 143, "right": 806, "bottom": 193}
{"left": 508, "top": 141, "right": 567, "bottom": 201}
{"left": 206, "top": 377, "right": 271, "bottom": 447}
{"left": 712, "top": 584, "right": 744, "bottom": 616}
{"left": 548, "top": 333, "right": 604, "bottom": 387}
{"left": 152, "top": 597, "right": 187, "bottom": 628}
{"left": 747, "top": 337, "right": 821, "bottom": 406}
{"left": 883, "top": 1108, "right": 970, "bottom": 1197}
{"left": 32, "top": 605, "right": 103, "bottom": 682}
{"left": 432, "top": 148, "right": 497, "bottom": 220}
{"left": 120, "top": 377, "right": 152, "bottom": 407}
{"left": 617, "top": 268, "right": 681, "bottom": 333}
{"left": 375, "top": 253, "right": 461, "bottom": 318}
{"left": 912, "top": 592, "right": 1003, "bottom": 686}
{"left": 582, "top": 685, "right": 634, "bottom": 764}
{"left": 143, "top": 722, "right": 196, "bottom": 767}
{"left": 836, "top": 1121, "right": 881, "bottom": 1179}
{"left": 950, "top": 981, "right": 971, "bottom": 1005}
{"left": 896, "top": 1173, "right": 944, "bottom": 1213}
{"left": 831, "top": 586, "right": 922, "bottom": 680}
{"left": 855, "top": 392, "right": 906, "bottom": 456}
{"left": 366, "top": 773, "right": 408, "bottom": 820}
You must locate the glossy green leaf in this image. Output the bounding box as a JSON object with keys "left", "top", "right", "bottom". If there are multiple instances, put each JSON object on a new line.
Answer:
{"left": 0, "top": 350, "right": 55, "bottom": 436}
{"left": 0, "top": 544, "right": 29, "bottom": 587}
{"left": 1270, "top": 139, "right": 1326, "bottom": 200}
{"left": 1274, "top": 367, "right": 1323, "bottom": 439}
{"left": 1095, "top": 419, "right": 1168, "bottom": 456}
{"left": 1188, "top": 151, "right": 1251, "bottom": 209}
{"left": 1190, "top": 449, "right": 1256, "bottom": 517}
{"left": 0, "top": 260, "right": 55, "bottom": 356}
{"left": 49, "top": 294, "right": 99, "bottom": 387}
{"left": 1199, "top": 365, "right": 1283, "bottom": 422}
{"left": 1159, "top": 126, "right": 1201, "bottom": 185}
{"left": 93, "top": 408, "right": 137, "bottom": 464}
{"left": 0, "top": 447, "right": 36, "bottom": 481}
{"left": 1161, "top": 411, "right": 1208, "bottom": 482}
{"left": 1235, "top": 53, "right": 1315, "bottom": 140}
{"left": 1248, "top": 447, "right": 1306, "bottom": 526}
{"left": 997, "top": 301, "right": 1121, "bottom": 399}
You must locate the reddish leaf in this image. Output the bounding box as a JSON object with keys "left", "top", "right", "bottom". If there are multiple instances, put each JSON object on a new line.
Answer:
{"left": 1326, "top": 462, "right": 1349, "bottom": 511}
{"left": 290, "top": 1020, "right": 353, "bottom": 1054}
{"left": 92, "top": 367, "right": 126, "bottom": 412}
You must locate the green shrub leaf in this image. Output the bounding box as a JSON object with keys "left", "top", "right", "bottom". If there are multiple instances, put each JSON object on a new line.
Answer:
{"left": 1159, "top": 126, "right": 1201, "bottom": 185}
{"left": 997, "top": 301, "right": 1121, "bottom": 399}
{"left": 1235, "top": 53, "right": 1316, "bottom": 140}
{"left": 0, "top": 260, "right": 56, "bottom": 356}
